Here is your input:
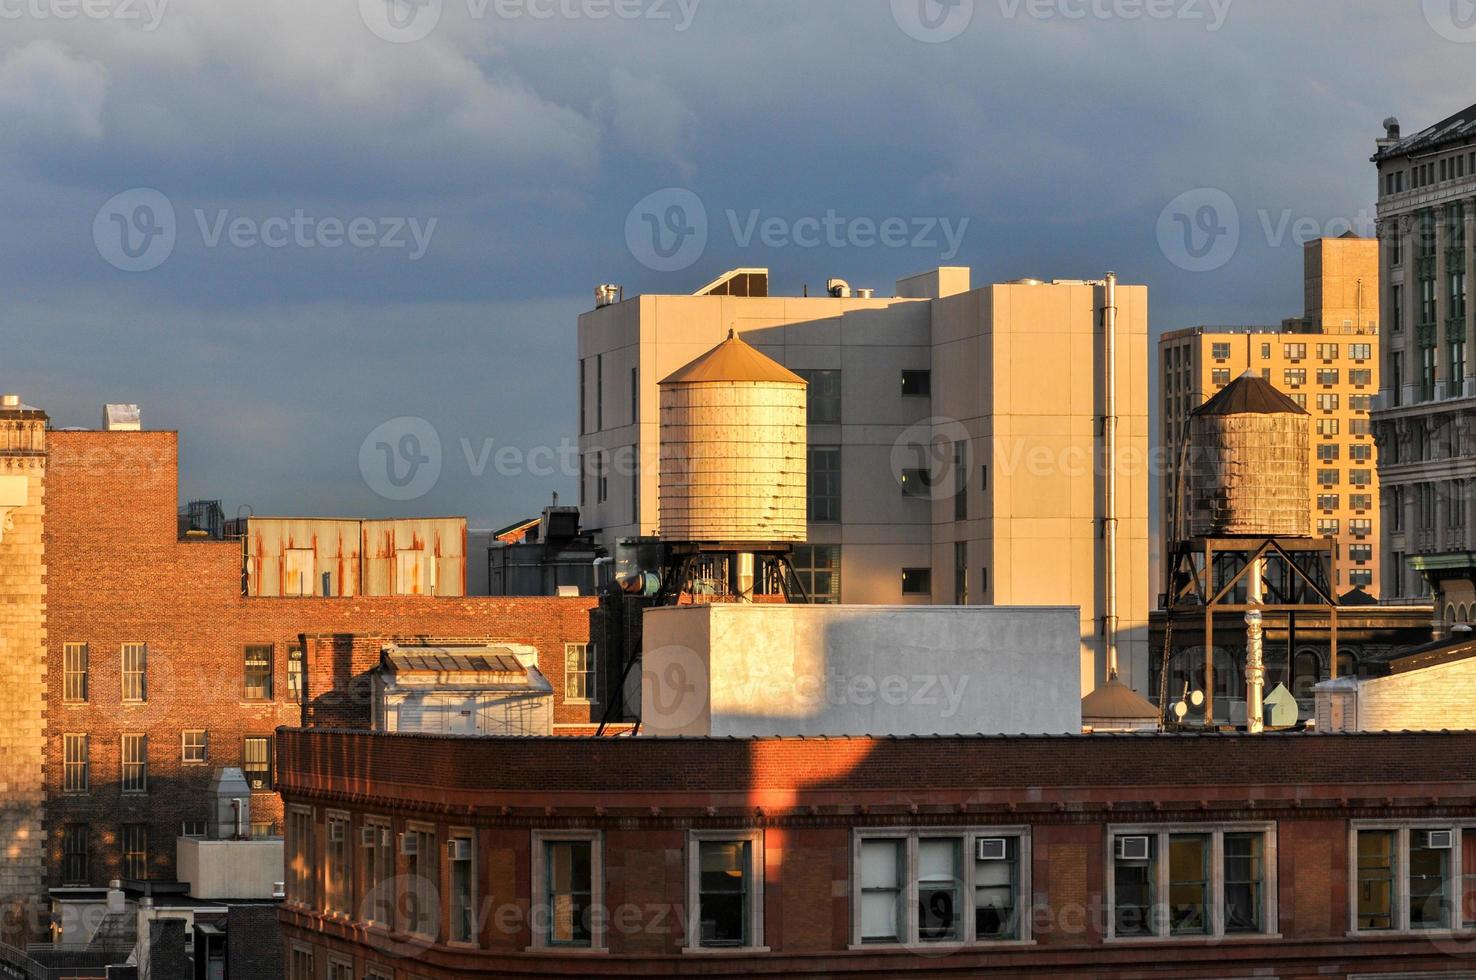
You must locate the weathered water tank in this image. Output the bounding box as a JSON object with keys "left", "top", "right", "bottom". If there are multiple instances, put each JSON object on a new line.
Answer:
{"left": 1188, "top": 371, "right": 1311, "bottom": 537}
{"left": 658, "top": 330, "right": 807, "bottom": 542}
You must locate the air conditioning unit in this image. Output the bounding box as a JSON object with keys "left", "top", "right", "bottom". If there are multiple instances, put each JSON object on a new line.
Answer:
{"left": 361, "top": 827, "right": 378, "bottom": 847}
{"left": 447, "top": 839, "right": 471, "bottom": 861}
{"left": 1425, "top": 829, "right": 1455, "bottom": 849}
{"left": 1116, "top": 836, "right": 1151, "bottom": 861}
{"left": 976, "top": 838, "right": 1008, "bottom": 861}
{"left": 399, "top": 833, "right": 418, "bottom": 857}
{"left": 272, "top": 882, "right": 286, "bottom": 899}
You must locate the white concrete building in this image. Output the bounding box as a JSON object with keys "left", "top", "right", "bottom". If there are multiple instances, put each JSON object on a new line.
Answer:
{"left": 1316, "top": 634, "right": 1476, "bottom": 732}
{"left": 577, "top": 267, "right": 1151, "bottom": 694}
{"left": 639, "top": 604, "right": 1082, "bottom": 737}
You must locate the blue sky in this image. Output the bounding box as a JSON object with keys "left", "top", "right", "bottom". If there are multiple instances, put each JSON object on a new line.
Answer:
{"left": 1, "top": 0, "right": 1469, "bottom": 528}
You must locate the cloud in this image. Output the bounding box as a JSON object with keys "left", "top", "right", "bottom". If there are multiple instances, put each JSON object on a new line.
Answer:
{"left": 0, "top": 41, "right": 108, "bottom": 142}
{"left": 604, "top": 67, "right": 697, "bottom": 180}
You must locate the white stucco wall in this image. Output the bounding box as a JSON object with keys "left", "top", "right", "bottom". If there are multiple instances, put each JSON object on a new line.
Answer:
{"left": 640, "top": 604, "right": 1081, "bottom": 737}
{"left": 1319, "top": 658, "right": 1476, "bottom": 732}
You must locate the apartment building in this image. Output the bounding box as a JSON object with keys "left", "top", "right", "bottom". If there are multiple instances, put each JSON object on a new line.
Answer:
{"left": 577, "top": 267, "right": 1151, "bottom": 694}
{"left": 1371, "top": 105, "right": 1476, "bottom": 614}
{"left": 1160, "top": 236, "right": 1380, "bottom": 595}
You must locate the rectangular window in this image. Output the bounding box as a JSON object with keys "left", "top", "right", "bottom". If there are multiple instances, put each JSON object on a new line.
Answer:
{"left": 244, "top": 644, "right": 274, "bottom": 700}
{"left": 1211, "top": 369, "right": 1230, "bottom": 386}
{"left": 578, "top": 358, "right": 586, "bottom": 435}
{"left": 1317, "top": 343, "right": 1339, "bottom": 360}
{"left": 121, "top": 733, "right": 147, "bottom": 793}
{"left": 288, "top": 643, "right": 304, "bottom": 701}
{"left": 121, "top": 823, "right": 148, "bottom": 880}
{"left": 792, "top": 544, "right": 841, "bottom": 603}
{"left": 860, "top": 838, "right": 905, "bottom": 943}
{"left": 450, "top": 834, "right": 476, "bottom": 944}
{"left": 1349, "top": 444, "right": 1372, "bottom": 461}
{"left": 121, "top": 643, "right": 147, "bottom": 703}
{"left": 694, "top": 838, "right": 757, "bottom": 949}
{"left": 1349, "top": 343, "right": 1372, "bottom": 361}
{"left": 181, "top": 820, "right": 207, "bottom": 838}
{"left": 1350, "top": 568, "right": 1374, "bottom": 588}
{"left": 902, "top": 568, "right": 932, "bottom": 596}
{"left": 954, "top": 540, "right": 968, "bottom": 605}
{"left": 1357, "top": 829, "right": 1396, "bottom": 930}
{"left": 1316, "top": 393, "right": 1339, "bottom": 412}
{"left": 404, "top": 826, "right": 439, "bottom": 937}
{"left": 1410, "top": 829, "right": 1452, "bottom": 929}
{"left": 1317, "top": 419, "right": 1340, "bottom": 437}
{"left": 1317, "top": 443, "right": 1340, "bottom": 462}
{"left": 287, "top": 808, "right": 313, "bottom": 906}
{"left": 1350, "top": 418, "right": 1372, "bottom": 436}
{"left": 361, "top": 819, "right": 393, "bottom": 926}
{"left": 1260, "top": 343, "right": 1271, "bottom": 359}
{"left": 953, "top": 441, "right": 967, "bottom": 520}
{"left": 243, "top": 736, "right": 273, "bottom": 790}
{"left": 1317, "top": 469, "right": 1340, "bottom": 487}
{"left": 64, "top": 643, "right": 88, "bottom": 703}
{"left": 1350, "top": 469, "right": 1372, "bottom": 487}
{"left": 595, "top": 353, "right": 603, "bottom": 431}
{"left": 1210, "top": 342, "right": 1231, "bottom": 360}
{"left": 289, "top": 947, "right": 313, "bottom": 980}
{"left": 1110, "top": 826, "right": 1274, "bottom": 938}
{"left": 808, "top": 446, "right": 841, "bottom": 523}
{"left": 1392, "top": 285, "right": 1403, "bottom": 330}
{"left": 1350, "top": 368, "right": 1372, "bottom": 387}
{"left": 1350, "top": 545, "right": 1374, "bottom": 562}
{"left": 1284, "top": 343, "right": 1307, "bottom": 360}
{"left": 1349, "top": 394, "right": 1372, "bottom": 411}
{"left": 631, "top": 365, "right": 638, "bottom": 424}
{"left": 181, "top": 730, "right": 207, "bottom": 765}
{"left": 1350, "top": 518, "right": 1372, "bottom": 537}
{"left": 901, "top": 370, "right": 931, "bottom": 397}
{"left": 326, "top": 961, "right": 352, "bottom": 980}
{"left": 918, "top": 837, "right": 963, "bottom": 942}
{"left": 564, "top": 643, "right": 595, "bottom": 703}
{"left": 1317, "top": 519, "right": 1340, "bottom": 535}
{"left": 1283, "top": 369, "right": 1306, "bottom": 387}
{"left": 325, "top": 813, "right": 352, "bottom": 915}
{"left": 796, "top": 369, "right": 841, "bottom": 424}
{"left": 1351, "top": 493, "right": 1372, "bottom": 511}
{"left": 1317, "top": 494, "right": 1339, "bottom": 511}
{"left": 540, "top": 837, "right": 597, "bottom": 948}
{"left": 62, "top": 824, "right": 89, "bottom": 884}
{"left": 1317, "top": 368, "right": 1340, "bottom": 385}
{"left": 900, "top": 468, "right": 933, "bottom": 498}
{"left": 63, "top": 734, "right": 88, "bottom": 793}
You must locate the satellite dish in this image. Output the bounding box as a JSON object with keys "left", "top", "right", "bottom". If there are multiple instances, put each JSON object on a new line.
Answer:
{"left": 1189, "top": 689, "right": 1205, "bottom": 708}
{"left": 1172, "top": 701, "right": 1189, "bottom": 720}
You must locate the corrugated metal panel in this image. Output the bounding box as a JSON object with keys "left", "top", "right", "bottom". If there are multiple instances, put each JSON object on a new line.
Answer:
{"left": 242, "top": 519, "right": 362, "bottom": 597}
{"left": 362, "top": 518, "right": 466, "bottom": 596}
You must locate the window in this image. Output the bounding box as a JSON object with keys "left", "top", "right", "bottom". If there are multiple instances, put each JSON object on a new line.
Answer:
{"left": 1109, "top": 826, "right": 1273, "bottom": 938}
{"left": 1317, "top": 418, "right": 1340, "bottom": 437}
{"left": 1317, "top": 343, "right": 1339, "bottom": 360}
{"left": 244, "top": 645, "right": 273, "bottom": 700}
{"left": 1316, "top": 393, "right": 1339, "bottom": 412}
{"left": 1351, "top": 518, "right": 1372, "bottom": 537}
{"left": 796, "top": 369, "right": 841, "bottom": 424}
{"left": 1351, "top": 493, "right": 1372, "bottom": 511}
{"left": 855, "top": 829, "right": 1028, "bottom": 946}
{"left": 901, "top": 370, "right": 931, "bottom": 397}
{"left": 1350, "top": 368, "right": 1372, "bottom": 387}
{"left": 361, "top": 819, "right": 393, "bottom": 926}
{"left": 64, "top": 643, "right": 88, "bottom": 702}
{"left": 1349, "top": 568, "right": 1374, "bottom": 588}
{"left": 322, "top": 813, "right": 352, "bottom": 914}
{"left": 243, "top": 736, "right": 273, "bottom": 790}
{"left": 630, "top": 365, "right": 638, "bottom": 423}
{"left": 62, "top": 825, "right": 89, "bottom": 884}
{"left": 121, "top": 733, "right": 146, "bottom": 793}
{"left": 1317, "top": 493, "right": 1339, "bottom": 511}
{"left": 1350, "top": 418, "right": 1372, "bottom": 436}
{"left": 1210, "top": 342, "right": 1231, "bottom": 360}
{"left": 900, "top": 468, "right": 933, "bottom": 498}
{"left": 595, "top": 353, "right": 603, "bottom": 430}
{"left": 121, "top": 643, "right": 146, "bottom": 702}
{"left": 1211, "top": 369, "right": 1230, "bottom": 386}
{"left": 535, "top": 833, "right": 601, "bottom": 949}
{"left": 564, "top": 643, "right": 595, "bottom": 703}
{"left": 181, "top": 730, "right": 207, "bottom": 765}
{"left": 954, "top": 541, "right": 968, "bottom": 605}
{"left": 63, "top": 734, "right": 88, "bottom": 793}
{"left": 1349, "top": 343, "right": 1372, "bottom": 361}
{"left": 1317, "top": 469, "right": 1340, "bottom": 487}
{"left": 808, "top": 446, "right": 841, "bottom": 523}
{"left": 288, "top": 643, "right": 304, "bottom": 701}
{"left": 327, "top": 961, "right": 352, "bottom": 980}
{"left": 181, "top": 820, "right": 207, "bottom": 838}
{"left": 1392, "top": 285, "right": 1403, "bottom": 330}
{"left": 287, "top": 808, "right": 313, "bottom": 906}
{"left": 121, "top": 823, "right": 148, "bottom": 880}
{"left": 1349, "top": 394, "right": 1372, "bottom": 412}
{"left": 288, "top": 947, "right": 314, "bottom": 980}
{"left": 1283, "top": 368, "right": 1306, "bottom": 387}
{"left": 901, "top": 568, "right": 931, "bottom": 596}
{"left": 1284, "top": 343, "right": 1306, "bottom": 360}
{"left": 1317, "top": 368, "right": 1339, "bottom": 385}
{"left": 689, "top": 832, "right": 763, "bottom": 950}
{"left": 792, "top": 544, "right": 841, "bottom": 603}
{"left": 1350, "top": 469, "right": 1372, "bottom": 487}
{"left": 953, "top": 441, "right": 967, "bottom": 520}
{"left": 1349, "top": 444, "right": 1372, "bottom": 462}
{"left": 1316, "top": 443, "right": 1339, "bottom": 462}
{"left": 1317, "top": 519, "right": 1340, "bottom": 535}
{"left": 1353, "top": 825, "right": 1463, "bottom": 932}
{"left": 450, "top": 833, "right": 476, "bottom": 944}
{"left": 1260, "top": 343, "right": 1271, "bottom": 359}
{"left": 403, "top": 826, "right": 439, "bottom": 937}
{"left": 1350, "top": 544, "right": 1373, "bottom": 563}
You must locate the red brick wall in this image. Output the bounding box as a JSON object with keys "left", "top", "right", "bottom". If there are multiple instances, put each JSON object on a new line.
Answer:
{"left": 43, "top": 431, "right": 597, "bottom": 888}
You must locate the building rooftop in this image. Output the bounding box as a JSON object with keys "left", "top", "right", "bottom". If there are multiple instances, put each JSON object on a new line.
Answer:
{"left": 1374, "top": 101, "right": 1476, "bottom": 161}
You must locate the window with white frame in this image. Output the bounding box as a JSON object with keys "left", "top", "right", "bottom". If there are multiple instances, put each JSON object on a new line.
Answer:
{"left": 853, "top": 828, "right": 1029, "bottom": 946}
{"left": 121, "top": 733, "right": 147, "bottom": 793}
{"left": 121, "top": 823, "right": 148, "bottom": 880}
{"left": 287, "top": 807, "right": 314, "bottom": 907}
{"left": 64, "top": 643, "right": 88, "bottom": 702}
{"left": 533, "top": 831, "right": 602, "bottom": 949}
{"left": 449, "top": 832, "right": 476, "bottom": 944}
{"left": 688, "top": 830, "right": 764, "bottom": 950}
{"left": 181, "top": 730, "right": 207, "bottom": 765}
{"left": 1108, "top": 825, "right": 1274, "bottom": 939}
{"left": 403, "top": 825, "right": 438, "bottom": 937}
{"left": 288, "top": 946, "right": 314, "bottom": 980}
{"left": 326, "top": 960, "right": 352, "bottom": 980}
{"left": 360, "top": 818, "right": 394, "bottom": 927}
{"left": 325, "top": 812, "right": 352, "bottom": 915}
{"left": 563, "top": 643, "right": 595, "bottom": 703}
{"left": 121, "top": 643, "right": 147, "bottom": 702}
{"left": 1352, "top": 823, "right": 1467, "bottom": 932}
{"left": 63, "top": 734, "right": 88, "bottom": 793}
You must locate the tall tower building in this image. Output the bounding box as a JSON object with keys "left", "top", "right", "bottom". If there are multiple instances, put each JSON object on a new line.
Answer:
{"left": 1160, "top": 236, "right": 1381, "bottom": 598}
{"left": 0, "top": 393, "right": 47, "bottom": 935}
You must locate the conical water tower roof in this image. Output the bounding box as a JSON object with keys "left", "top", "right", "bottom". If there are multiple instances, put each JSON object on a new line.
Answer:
{"left": 660, "top": 330, "right": 807, "bottom": 386}
{"left": 1192, "top": 369, "right": 1307, "bottom": 416}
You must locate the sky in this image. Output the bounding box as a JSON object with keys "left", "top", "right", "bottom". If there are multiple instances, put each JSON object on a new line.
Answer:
{"left": 1, "top": 0, "right": 1471, "bottom": 529}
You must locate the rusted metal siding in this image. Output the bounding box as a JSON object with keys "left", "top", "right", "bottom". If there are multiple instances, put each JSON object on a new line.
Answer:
{"left": 241, "top": 519, "right": 362, "bottom": 597}
{"left": 361, "top": 518, "right": 466, "bottom": 597}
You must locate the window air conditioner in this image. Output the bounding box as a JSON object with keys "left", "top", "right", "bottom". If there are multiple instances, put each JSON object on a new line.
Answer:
{"left": 976, "top": 838, "right": 1008, "bottom": 861}
{"left": 399, "top": 833, "right": 418, "bottom": 857}
{"left": 1116, "top": 836, "right": 1150, "bottom": 861}
{"left": 1426, "top": 829, "right": 1455, "bottom": 849}
{"left": 447, "top": 839, "right": 471, "bottom": 861}
{"left": 272, "top": 882, "right": 286, "bottom": 899}
{"left": 361, "top": 827, "right": 378, "bottom": 848}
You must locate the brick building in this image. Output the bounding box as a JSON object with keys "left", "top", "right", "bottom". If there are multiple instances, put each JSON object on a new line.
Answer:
{"left": 26, "top": 422, "right": 605, "bottom": 908}
{"left": 279, "top": 728, "right": 1476, "bottom": 978}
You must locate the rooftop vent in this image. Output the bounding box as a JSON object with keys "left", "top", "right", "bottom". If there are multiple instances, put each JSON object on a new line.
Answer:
{"left": 827, "top": 278, "right": 851, "bottom": 298}
{"left": 595, "top": 284, "right": 624, "bottom": 308}
{"left": 103, "top": 404, "right": 141, "bottom": 431}
{"left": 1383, "top": 116, "right": 1400, "bottom": 141}
{"left": 1, "top": 394, "right": 18, "bottom": 409}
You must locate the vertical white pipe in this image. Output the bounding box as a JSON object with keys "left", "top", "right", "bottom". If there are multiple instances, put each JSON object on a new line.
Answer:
{"left": 1245, "top": 555, "right": 1265, "bottom": 733}
{"left": 1103, "top": 273, "right": 1119, "bottom": 681}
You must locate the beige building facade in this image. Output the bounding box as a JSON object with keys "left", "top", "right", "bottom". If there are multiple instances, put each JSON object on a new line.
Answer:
{"left": 1160, "top": 236, "right": 1381, "bottom": 596}
{"left": 577, "top": 267, "right": 1150, "bottom": 694}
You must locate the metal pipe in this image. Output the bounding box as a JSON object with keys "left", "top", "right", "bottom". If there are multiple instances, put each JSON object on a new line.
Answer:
{"left": 1245, "top": 555, "right": 1265, "bottom": 733}
{"left": 1102, "top": 272, "right": 1120, "bottom": 681}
